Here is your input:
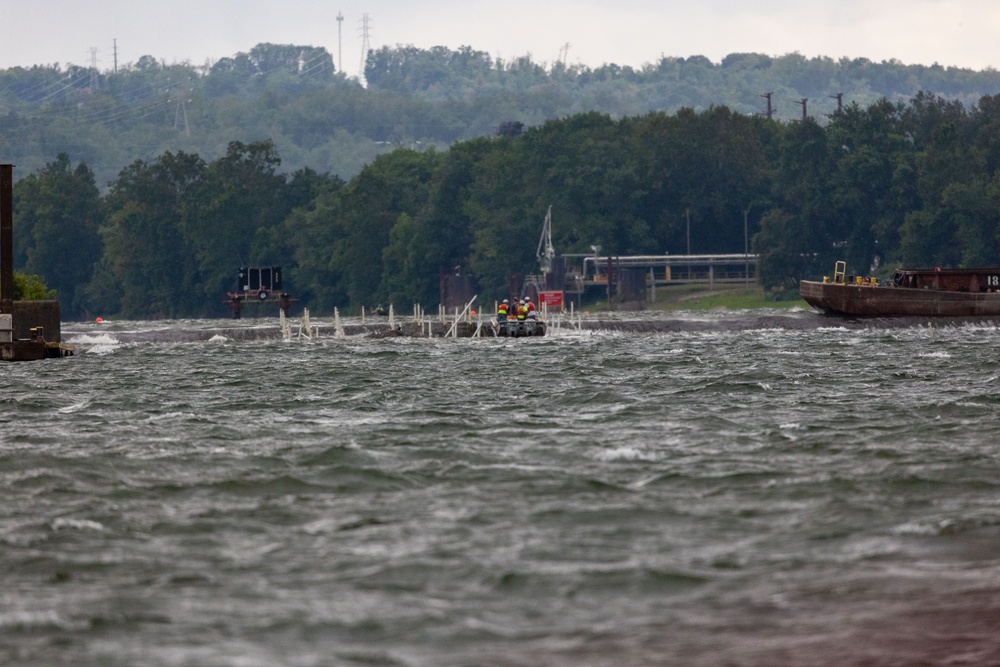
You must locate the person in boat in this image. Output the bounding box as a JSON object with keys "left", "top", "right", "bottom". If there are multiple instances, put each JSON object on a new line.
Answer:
{"left": 516, "top": 299, "right": 527, "bottom": 321}
{"left": 497, "top": 299, "right": 509, "bottom": 322}
{"left": 525, "top": 296, "right": 536, "bottom": 320}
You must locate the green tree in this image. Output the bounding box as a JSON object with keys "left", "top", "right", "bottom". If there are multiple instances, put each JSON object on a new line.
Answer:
{"left": 334, "top": 149, "right": 440, "bottom": 308}
{"left": 759, "top": 118, "right": 835, "bottom": 281}
{"left": 12, "top": 154, "right": 102, "bottom": 317}
{"left": 253, "top": 167, "right": 346, "bottom": 306}
{"left": 181, "top": 140, "right": 290, "bottom": 313}
{"left": 281, "top": 182, "right": 350, "bottom": 313}
{"left": 754, "top": 209, "right": 814, "bottom": 291}
{"left": 398, "top": 138, "right": 496, "bottom": 304}
{"left": 381, "top": 212, "right": 424, "bottom": 305}
{"left": 900, "top": 178, "right": 1000, "bottom": 267}
{"left": 95, "top": 151, "right": 206, "bottom": 318}
{"left": 11, "top": 272, "right": 56, "bottom": 300}
{"left": 823, "top": 98, "right": 929, "bottom": 274}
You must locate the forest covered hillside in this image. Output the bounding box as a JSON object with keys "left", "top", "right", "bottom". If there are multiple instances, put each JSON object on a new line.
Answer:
{"left": 9, "top": 43, "right": 1000, "bottom": 320}
{"left": 2, "top": 42, "right": 1000, "bottom": 188}
{"left": 14, "top": 92, "right": 1000, "bottom": 320}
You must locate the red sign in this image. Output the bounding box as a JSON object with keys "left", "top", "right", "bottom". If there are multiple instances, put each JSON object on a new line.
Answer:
{"left": 539, "top": 291, "right": 564, "bottom": 308}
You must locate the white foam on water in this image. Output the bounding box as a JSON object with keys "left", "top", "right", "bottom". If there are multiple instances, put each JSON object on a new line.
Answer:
{"left": 84, "top": 344, "right": 121, "bottom": 355}
{"left": 892, "top": 519, "right": 947, "bottom": 536}
{"left": 593, "top": 446, "right": 659, "bottom": 462}
{"left": 51, "top": 517, "right": 105, "bottom": 532}
{"left": 57, "top": 399, "right": 92, "bottom": 414}
{"left": 65, "top": 333, "right": 120, "bottom": 346}
{"left": 0, "top": 610, "right": 88, "bottom": 632}
{"left": 65, "top": 332, "right": 124, "bottom": 355}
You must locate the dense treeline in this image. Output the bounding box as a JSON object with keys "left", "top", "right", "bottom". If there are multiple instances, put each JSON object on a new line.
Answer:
{"left": 12, "top": 92, "right": 1000, "bottom": 319}
{"left": 3, "top": 43, "right": 1000, "bottom": 189}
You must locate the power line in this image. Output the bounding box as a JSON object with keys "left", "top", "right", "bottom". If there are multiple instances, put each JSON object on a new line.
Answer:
{"left": 0, "top": 67, "right": 91, "bottom": 103}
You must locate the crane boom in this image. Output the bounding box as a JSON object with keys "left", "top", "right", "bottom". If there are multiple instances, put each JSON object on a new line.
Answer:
{"left": 536, "top": 205, "right": 554, "bottom": 273}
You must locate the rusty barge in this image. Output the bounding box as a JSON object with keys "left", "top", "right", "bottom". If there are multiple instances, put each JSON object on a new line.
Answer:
{"left": 800, "top": 261, "right": 1000, "bottom": 317}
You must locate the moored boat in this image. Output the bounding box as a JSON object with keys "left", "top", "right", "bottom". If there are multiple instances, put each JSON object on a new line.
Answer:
{"left": 800, "top": 261, "right": 1000, "bottom": 317}
{"left": 495, "top": 318, "right": 546, "bottom": 337}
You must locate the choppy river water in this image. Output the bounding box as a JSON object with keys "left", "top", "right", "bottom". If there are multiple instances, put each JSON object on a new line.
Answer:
{"left": 3, "top": 309, "right": 1000, "bottom": 666}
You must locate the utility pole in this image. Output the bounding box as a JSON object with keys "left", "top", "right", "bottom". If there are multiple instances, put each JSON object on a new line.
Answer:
{"left": 830, "top": 92, "right": 844, "bottom": 113}
{"left": 685, "top": 208, "right": 691, "bottom": 255}
{"left": 743, "top": 205, "right": 755, "bottom": 285}
{"left": 113, "top": 39, "right": 118, "bottom": 74}
{"left": 685, "top": 207, "right": 692, "bottom": 279}
{"left": 760, "top": 92, "right": 773, "bottom": 120}
{"left": 336, "top": 12, "right": 343, "bottom": 74}
{"left": 684, "top": 207, "right": 691, "bottom": 255}
{"left": 796, "top": 98, "right": 808, "bottom": 120}
{"left": 359, "top": 13, "right": 371, "bottom": 82}
{"left": 744, "top": 207, "right": 749, "bottom": 284}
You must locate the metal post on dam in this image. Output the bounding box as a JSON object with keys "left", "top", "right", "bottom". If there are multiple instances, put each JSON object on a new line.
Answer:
{"left": 1, "top": 164, "right": 13, "bottom": 319}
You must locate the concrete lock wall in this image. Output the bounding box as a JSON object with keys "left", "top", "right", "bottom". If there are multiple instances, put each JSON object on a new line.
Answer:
{"left": 13, "top": 301, "right": 61, "bottom": 342}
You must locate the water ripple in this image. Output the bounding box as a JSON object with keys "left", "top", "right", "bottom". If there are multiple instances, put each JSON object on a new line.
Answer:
{"left": 4, "top": 316, "right": 1000, "bottom": 665}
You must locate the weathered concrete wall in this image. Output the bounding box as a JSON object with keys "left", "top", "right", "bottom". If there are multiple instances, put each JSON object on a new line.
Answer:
{"left": 13, "top": 300, "right": 61, "bottom": 342}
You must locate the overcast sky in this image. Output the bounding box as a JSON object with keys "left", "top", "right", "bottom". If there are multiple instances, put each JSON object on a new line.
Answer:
{"left": 2, "top": 0, "right": 998, "bottom": 77}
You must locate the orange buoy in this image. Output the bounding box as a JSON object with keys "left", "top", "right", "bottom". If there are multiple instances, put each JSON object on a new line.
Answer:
{"left": 95, "top": 317, "right": 103, "bottom": 323}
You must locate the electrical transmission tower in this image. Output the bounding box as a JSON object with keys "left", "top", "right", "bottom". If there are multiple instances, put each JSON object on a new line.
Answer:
{"left": 89, "top": 47, "right": 99, "bottom": 91}
{"left": 174, "top": 98, "right": 190, "bottom": 136}
{"left": 359, "top": 13, "right": 371, "bottom": 82}
{"left": 336, "top": 12, "right": 344, "bottom": 74}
